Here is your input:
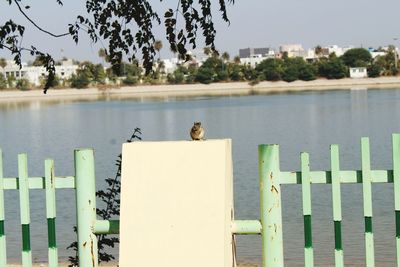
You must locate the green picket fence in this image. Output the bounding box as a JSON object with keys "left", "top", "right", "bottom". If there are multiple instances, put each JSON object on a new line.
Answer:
{"left": 255, "top": 133, "right": 400, "bottom": 267}
{"left": 1, "top": 134, "right": 400, "bottom": 266}
{"left": 0, "top": 148, "right": 119, "bottom": 267}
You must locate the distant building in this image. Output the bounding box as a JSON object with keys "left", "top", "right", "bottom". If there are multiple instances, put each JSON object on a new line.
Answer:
{"left": 369, "top": 50, "right": 386, "bottom": 59}
{"left": 304, "top": 49, "right": 317, "bottom": 62}
{"left": 279, "top": 44, "right": 306, "bottom": 58}
{"left": 327, "top": 45, "right": 354, "bottom": 57}
{"left": 240, "top": 56, "right": 266, "bottom": 68}
{"left": 350, "top": 67, "right": 367, "bottom": 78}
{"left": 239, "top": 47, "right": 274, "bottom": 58}
{"left": 55, "top": 59, "right": 79, "bottom": 81}
{"left": 162, "top": 58, "right": 180, "bottom": 74}
{"left": 238, "top": 47, "right": 275, "bottom": 67}
{"left": 312, "top": 45, "right": 354, "bottom": 58}
{"left": 1, "top": 59, "right": 78, "bottom": 86}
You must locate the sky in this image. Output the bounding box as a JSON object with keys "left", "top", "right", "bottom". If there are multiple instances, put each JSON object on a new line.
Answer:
{"left": 1, "top": 0, "right": 400, "bottom": 63}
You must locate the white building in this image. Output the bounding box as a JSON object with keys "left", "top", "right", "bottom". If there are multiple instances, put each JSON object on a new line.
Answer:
{"left": 56, "top": 59, "right": 79, "bottom": 80}
{"left": 239, "top": 47, "right": 275, "bottom": 58}
{"left": 280, "top": 44, "right": 306, "bottom": 58}
{"left": 350, "top": 67, "right": 367, "bottom": 78}
{"left": 240, "top": 55, "right": 267, "bottom": 68}
{"left": 304, "top": 49, "right": 316, "bottom": 61}
{"left": 323, "top": 45, "right": 353, "bottom": 57}
{"left": 162, "top": 58, "right": 180, "bottom": 74}
{"left": 1, "top": 59, "right": 78, "bottom": 86}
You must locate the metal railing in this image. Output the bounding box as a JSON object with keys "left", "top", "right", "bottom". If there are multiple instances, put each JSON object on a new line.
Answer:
{"left": 255, "top": 134, "right": 400, "bottom": 267}
{"left": 0, "top": 149, "right": 117, "bottom": 267}
{"left": 2, "top": 134, "right": 400, "bottom": 266}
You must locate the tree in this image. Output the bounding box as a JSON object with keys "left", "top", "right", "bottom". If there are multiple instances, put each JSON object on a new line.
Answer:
{"left": 1, "top": 1, "right": 234, "bottom": 93}
{"left": 122, "top": 75, "right": 139, "bottom": 86}
{"left": 229, "top": 64, "right": 243, "bottom": 81}
{"left": 242, "top": 64, "right": 258, "bottom": 81}
{"left": 256, "top": 58, "right": 284, "bottom": 81}
{"left": 40, "top": 75, "right": 61, "bottom": 88}
{"left": 221, "top": 52, "right": 230, "bottom": 62}
{"left": 298, "top": 63, "right": 317, "bottom": 81}
{"left": 98, "top": 48, "right": 109, "bottom": 64}
{"left": 282, "top": 64, "right": 299, "bottom": 82}
{"left": 317, "top": 57, "right": 348, "bottom": 79}
{"left": 0, "top": 75, "right": 7, "bottom": 89}
{"left": 195, "top": 67, "right": 214, "bottom": 84}
{"left": 167, "top": 66, "right": 186, "bottom": 84}
{"left": 15, "top": 78, "right": 31, "bottom": 91}
{"left": 373, "top": 47, "right": 398, "bottom": 76}
{"left": 314, "top": 45, "right": 323, "bottom": 58}
{"left": 7, "top": 74, "right": 16, "bottom": 88}
{"left": 281, "top": 57, "right": 316, "bottom": 82}
{"left": 69, "top": 61, "right": 105, "bottom": 88}
{"left": 203, "top": 47, "right": 212, "bottom": 57}
{"left": 367, "top": 62, "right": 382, "bottom": 78}
{"left": 341, "top": 48, "right": 372, "bottom": 67}
{"left": 233, "top": 56, "right": 241, "bottom": 64}
{"left": 0, "top": 58, "right": 6, "bottom": 69}
{"left": 70, "top": 73, "right": 91, "bottom": 89}
{"left": 154, "top": 40, "right": 163, "bottom": 60}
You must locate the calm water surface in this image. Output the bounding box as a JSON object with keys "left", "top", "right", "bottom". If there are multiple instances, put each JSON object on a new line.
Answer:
{"left": 1, "top": 89, "right": 400, "bottom": 265}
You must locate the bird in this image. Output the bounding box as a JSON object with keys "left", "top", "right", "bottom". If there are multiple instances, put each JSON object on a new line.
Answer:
{"left": 190, "top": 122, "right": 205, "bottom": 140}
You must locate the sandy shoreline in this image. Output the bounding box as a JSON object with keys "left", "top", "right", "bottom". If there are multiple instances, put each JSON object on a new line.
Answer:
{"left": 0, "top": 76, "right": 400, "bottom": 103}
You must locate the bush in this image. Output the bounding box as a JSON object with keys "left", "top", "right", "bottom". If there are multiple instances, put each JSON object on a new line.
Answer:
{"left": 7, "top": 75, "right": 15, "bottom": 88}
{"left": 195, "top": 67, "right": 214, "bottom": 84}
{"left": 282, "top": 65, "right": 299, "bottom": 82}
{"left": 317, "top": 58, "right": 348, "bottom": 79}
{"left": 40, "top": 75, "right": 60, "bottom": 88}
{"left": 0, "top": 75, "right": 7, "bottom": 89}
{"left": 367, "top": 63, "right": 382, "bottom": 78}
{"left": 255, "top": 58, "right": 284, "bottom": 81}
{"left": 70, "top": 73, "right": 90, "bottom": 88}
{"left": 122, "top": 75, "right": 138, "bottom": 85}
{"left": 16, "top": 79, "right": 31, "bottom": 91}
{"left": 229, "top": 65, "right": 243, "bottom": 81}
{"left": 298, "top": 64, "right": 316, "bottom": 81}
{"left": 216, "top": 69, "right": 229, "bottom": 82}
{"left": 167, "top": 69, "right": 185, "bottom": 84}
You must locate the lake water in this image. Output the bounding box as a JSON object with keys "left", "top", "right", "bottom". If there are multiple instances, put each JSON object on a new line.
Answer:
{"left": 1, "top": 89, "right": 400, "bottom": 265}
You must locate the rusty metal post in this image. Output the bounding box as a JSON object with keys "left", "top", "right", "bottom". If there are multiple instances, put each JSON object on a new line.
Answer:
{"left": 259, "top": 144, "right": 284, "bottom": 267}
{"left": 75, "top": 149, "right": 98, "bottom": 267}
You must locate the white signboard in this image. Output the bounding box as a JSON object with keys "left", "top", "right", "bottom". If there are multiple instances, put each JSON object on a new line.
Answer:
{"left": 119, "top": 139, "right": 235, "bottom": 267}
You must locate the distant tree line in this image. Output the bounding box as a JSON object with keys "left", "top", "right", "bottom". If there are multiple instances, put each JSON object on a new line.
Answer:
{"left": 0, "top": 46, "right": 399, "bottom": 91}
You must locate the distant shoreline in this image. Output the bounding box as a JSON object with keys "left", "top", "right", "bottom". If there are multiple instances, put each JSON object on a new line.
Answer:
{"left": 1, "top": 76, "right": 400, "bottom": 103}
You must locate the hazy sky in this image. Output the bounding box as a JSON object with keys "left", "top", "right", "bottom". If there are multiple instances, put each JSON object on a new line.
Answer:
{"left": 1, "top": 0, "right": 400, "bottom": 63}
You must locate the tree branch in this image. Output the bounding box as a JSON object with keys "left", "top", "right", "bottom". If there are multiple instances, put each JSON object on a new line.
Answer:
{"left": 13, "top": 0, "right": 70, "bottom": 38}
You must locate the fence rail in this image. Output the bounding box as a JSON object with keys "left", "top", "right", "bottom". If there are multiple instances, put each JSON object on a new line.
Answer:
{"left": 1, "top": 134, "right": 400, "bottom": 266}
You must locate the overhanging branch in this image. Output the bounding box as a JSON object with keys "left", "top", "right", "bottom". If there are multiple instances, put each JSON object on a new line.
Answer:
{"left": 14, "top": 0, "right": 70, "bottom": 38}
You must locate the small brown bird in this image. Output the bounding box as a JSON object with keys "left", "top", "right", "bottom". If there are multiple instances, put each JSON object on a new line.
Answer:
{"left": 190, "top": 122, "right": 205, "bottom": 140}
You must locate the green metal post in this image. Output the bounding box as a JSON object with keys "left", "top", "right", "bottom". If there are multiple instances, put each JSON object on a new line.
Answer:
{"left": 75, "top": 149, "right": 98, "bottom": 267}
{"left": 259, "top": 144, "right": 284, "bottom": 267}
{"left": 361, "top": 138, "right": 375, "bottom": 267}
{"left": 392, "top": 134, "right": 400, "bottom": 267}
{"left": 331, "top": 145, "right": 344, "bottom": 267}
{"left": 45, "top": 159, "right": 58, "bottom": 267}
{"left": 301, "top": 152, "right": 314, "bottom": 267}
{"left": 0, "top": 148, "right": 5, "bottom": 267}
{"left": 18, "top": 154, "right": 32, "bottom": 267}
